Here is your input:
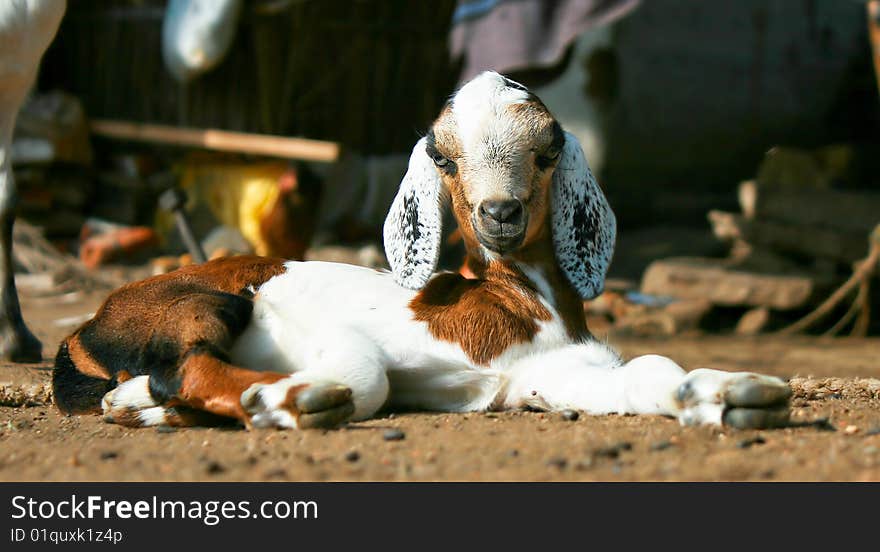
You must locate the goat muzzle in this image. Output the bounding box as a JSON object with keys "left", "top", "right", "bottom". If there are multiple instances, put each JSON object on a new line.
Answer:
{"left": 473, "top": 199, "right": 527, "bottom": 254}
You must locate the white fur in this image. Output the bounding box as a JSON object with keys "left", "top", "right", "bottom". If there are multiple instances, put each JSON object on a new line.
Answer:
{"left": 229, "top": 261, "right": 788, "bottom": 428}
{"left": 102, "top": 375, "right": 157, "bottom": 412}
{"left": 451, "top": 72, "right": 536, "bottom": 211}
{"left": 102, "top": 375, "right": 170, "bottom": 428}
{"left": 452, "top": 71, "right": 531, "bottom": 161}
{"left": 382, "top": 137, "right": 445, "bottom": 290}
{"left": 135, "top": 407, "right": 172, "bottom": 427}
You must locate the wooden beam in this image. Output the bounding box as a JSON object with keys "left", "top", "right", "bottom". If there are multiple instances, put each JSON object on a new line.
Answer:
{"left": 737, "top": 180, "right": 880, "bottom": 235}
{"left": 709, "top": 210, "right": 868, "bottom": 264}
{"left": 640, "top": 257, "right": 818, "bottom": 310}
{"left": 89, "top": 119, "right": 340, "bottom": 162}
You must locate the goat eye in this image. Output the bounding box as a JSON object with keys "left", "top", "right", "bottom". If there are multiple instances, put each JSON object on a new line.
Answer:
{"left": 430, "top": 151, "right": 449, "bottom": 167}
{"left": 536, "top": 150, "right": 560, "bottom": 169}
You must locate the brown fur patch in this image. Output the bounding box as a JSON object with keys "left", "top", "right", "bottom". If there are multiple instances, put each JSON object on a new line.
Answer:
{"left": 410, "top": 263, "right": 552, "bottom": 365}
{"left": 283, "top": 383, "right": 310, "bottom": 410}
{"left": 54, "top": 256, "right": 288, "bottom": 415}
{"left": 65, "top": 335, "right": 111, "bottom": 380}
{"left": 173, "top": 351, "right": 287, "bottom": 423}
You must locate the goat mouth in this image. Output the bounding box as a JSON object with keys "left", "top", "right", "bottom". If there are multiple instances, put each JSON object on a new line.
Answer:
{"left": 475, "top": 230, "right": 525, "bottom": 255}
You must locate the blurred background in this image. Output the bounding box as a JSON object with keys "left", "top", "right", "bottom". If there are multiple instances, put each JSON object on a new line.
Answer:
{"left": 12, "top": 0, "right": 880, "bottom": 338}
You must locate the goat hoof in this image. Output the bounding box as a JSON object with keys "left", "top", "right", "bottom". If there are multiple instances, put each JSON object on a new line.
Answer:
{"left": 724, "top": 376, "right": 791, "bottom": 408}
{"left": 723, "top": 407, "right": 791, "bottom": 430}
{"left": 677, "top": 369, "right": 792, "bottom": 428}
{"left": 298, "top": 403, "right": 356, "bottom": 429}
{"left": 243, "top": 379, "right": 355, "bottom": 430}
{"left": 296, "top": 383, "right": 352, "bottom": 413}
{"left": 0, "top": 321, "right": 42, "bottom": 363}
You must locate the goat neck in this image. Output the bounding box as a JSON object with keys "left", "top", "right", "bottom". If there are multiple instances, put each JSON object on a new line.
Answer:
{"left": 460, "top": 223, "right": 591, "bottom": 342}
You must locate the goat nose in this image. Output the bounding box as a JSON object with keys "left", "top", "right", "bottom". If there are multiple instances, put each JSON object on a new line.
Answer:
{"left": 479, "top": 199, "right": 523, "bottom": 225}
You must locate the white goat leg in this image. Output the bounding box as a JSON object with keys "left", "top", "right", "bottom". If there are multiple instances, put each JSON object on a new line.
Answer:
{"left": 502, "top": 346, "right": 791, "bottom": 428}
{"left": 241, "top": 326, "right": 390, "bottom": 429}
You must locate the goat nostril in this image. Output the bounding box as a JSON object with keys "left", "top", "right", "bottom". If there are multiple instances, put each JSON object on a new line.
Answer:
{"left": 480, "top": 200, "right": 523, "bottom": 224}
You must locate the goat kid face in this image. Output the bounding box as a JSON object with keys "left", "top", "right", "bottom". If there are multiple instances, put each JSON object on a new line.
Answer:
{"left": 427, "top": 89, "right": 564, "bottom": 257}
{"left": 384, "top": 71, "right": 617, "bottom": 301}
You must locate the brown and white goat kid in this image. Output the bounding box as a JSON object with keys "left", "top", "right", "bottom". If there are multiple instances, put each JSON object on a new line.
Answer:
{"left": 53, "top": 71, "right": 791, "bottom": 430}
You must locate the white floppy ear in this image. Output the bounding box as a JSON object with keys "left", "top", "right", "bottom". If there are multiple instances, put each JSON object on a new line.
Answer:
{"left": 383, "top": 137, "right": 445, "bottom": 290}
{"left": 551, "top": 131, "right": 617, "bottom": 300}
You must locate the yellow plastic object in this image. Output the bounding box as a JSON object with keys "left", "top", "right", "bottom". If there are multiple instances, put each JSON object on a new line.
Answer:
{"left": 156, "top": 156, "right": 288, "bottom": 256}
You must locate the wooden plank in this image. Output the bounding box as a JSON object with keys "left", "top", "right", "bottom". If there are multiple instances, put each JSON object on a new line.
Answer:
{"left": 640, "top": 257, "right": 817, "bottom": 310}
{"left": 737, "top": 180, "right": 880, "bottom": 235}
{"left": 90, "top": 119, "right": 340, "bottom": 162}
{"left": 708, "top": 210, "right": 868, "bottom": 264}
{"left": 735, "top": 307, "right": 771, "bottom": 336}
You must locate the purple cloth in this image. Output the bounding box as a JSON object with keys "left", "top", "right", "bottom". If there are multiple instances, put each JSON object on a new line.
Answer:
{"left": 450, "top": 0, "right": 640, "bottom": 82}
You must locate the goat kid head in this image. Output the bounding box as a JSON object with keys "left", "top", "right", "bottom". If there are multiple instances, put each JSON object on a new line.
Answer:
{"left": 383, "top": 71, "right": 616, "bottom": 300}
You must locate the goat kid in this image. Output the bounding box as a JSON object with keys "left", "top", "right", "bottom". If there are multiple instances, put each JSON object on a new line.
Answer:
{"left": 0, "top": 0, "right": 66, "bottom": 361}
{"left": 53, "top": 71, "right": 792, "bottom": 430}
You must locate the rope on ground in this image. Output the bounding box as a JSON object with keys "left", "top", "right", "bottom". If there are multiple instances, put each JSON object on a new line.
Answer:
{"left": 777, "top": 224, "right": 880, "bottom": 336}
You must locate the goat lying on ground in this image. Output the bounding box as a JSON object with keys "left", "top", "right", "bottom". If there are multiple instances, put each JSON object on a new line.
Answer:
{"left": 52, "top": 71, "right": 791, "bottom": 430}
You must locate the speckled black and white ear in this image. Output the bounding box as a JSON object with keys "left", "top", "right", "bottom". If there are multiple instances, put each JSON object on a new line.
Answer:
{"left": 551, "top": 131, "right": 617, "bottom": 300}
{"left": 383, "top": 137, "right": 445, "bottom": 290}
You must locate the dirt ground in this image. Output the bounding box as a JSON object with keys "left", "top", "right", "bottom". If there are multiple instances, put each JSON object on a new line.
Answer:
{"left": 1, "top": 283, "right": 879, "bottom": 482}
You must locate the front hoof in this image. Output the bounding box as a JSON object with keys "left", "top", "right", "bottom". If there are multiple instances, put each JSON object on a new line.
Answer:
{"left": 723, "top": 407, "right": 791, "bottom": 429}
{"left": 677, "top": 370, "right": 793, "bottom": 429}
{"left": 243, "top": 380, "right": 354, "bottom": 430}
{"left": 0, "top": 322, "right": 42, "bottom": 363}
{"left": 724, "top": 376, "right": 792, "bottom": 408}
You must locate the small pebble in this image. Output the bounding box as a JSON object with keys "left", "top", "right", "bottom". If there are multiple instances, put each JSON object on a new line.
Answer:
{"left": 156, "top": 425, "right": 177, "bottom": 434}
{"left": 866, "top": 427, "right": 880, "bottom": 436}
{"left": 810, "top": 418, "right": 837, "bottom": 432}
{"left": 560, "top": 409, "right": 579, "bottom": 421}
{"left": 844, "top": 425, "right": 859, "bottom": 435}
{"left": 383, "top": 429, "right": 406, "bottom": 441}
{"left": 546, "top": 457, "right": 568, "bottom": 470}
{"left": 507, "top": 449, "right": 519, "bottom": 458}
{"left": 594, "top": 447, "right": 619, "bottom": 459}
{"left": 99, "top": 451, "right": 118, "bottom": 460}
{"left": 650, "top": 440, "right": 673, "bottom": 452}
{"left": 344, "top": 450, "right": 361, "bottom": 462}
{"left": 737, "top": 436, "right": 766, "bottom": 449}
{"left": 205, "top": 461, "right": 225, "bottom": 474}
{"left": 594, "top": 441, "right": 633, "bottom": 459}
{"left": 574, "top": 458, "right": 594, "bottom": 470}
